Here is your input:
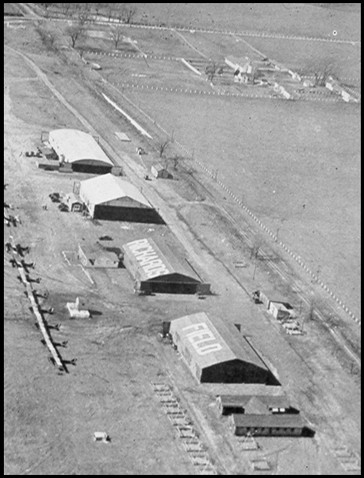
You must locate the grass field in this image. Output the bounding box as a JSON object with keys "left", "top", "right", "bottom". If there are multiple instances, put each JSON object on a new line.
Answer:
{"left": 122, "top": 88, "right": 361, "bottom": 318}
{"left": 64, "top": 3, "right": 361, "bottom": 40}
{"left": 246, "top": 36, "right": 361, "bottom": 82}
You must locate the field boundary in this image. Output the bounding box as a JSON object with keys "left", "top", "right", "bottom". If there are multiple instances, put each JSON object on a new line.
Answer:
{"left": 111, "top": 81, "right": 345, "bottom": 103}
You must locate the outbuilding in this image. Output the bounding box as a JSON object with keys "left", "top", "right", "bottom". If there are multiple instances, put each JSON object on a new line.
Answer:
{"left": 65, "top": 193, "right": 83, "bottom": 212}
{"left": 268, "top": 301, "right": 293, "bottom": 320}
{"left": 79, "top": 174, "right": 162, "bottom": 223}
{"left": 230, "top": 413, "right": 307, "bottom": 437}
{"left": 122, "top": 237, "right": 209, "bottom": 294}
{"left": 151, "top": 163, "right": 170, "bottom": 179}
{"left": 217, "top": 395, "right": 296, "bottom": 416}
{"left": 48, "top": 129, "right": 114, "bottom": 174}
{"left": 168, "top": 312, "right": 272, "bottom": 384}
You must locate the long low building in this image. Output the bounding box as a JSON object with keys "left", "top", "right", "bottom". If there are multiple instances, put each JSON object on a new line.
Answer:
{"left": 168, "top": 312, "right": 274, "bottom": 384}
{"left": 230, "top": 413, "right": 310, "bottom": 437}
{"left": 48, "top": 129, "right": 114, "bottom": 174}
{"left": 122, "top": 237, "right": 210, "bottom": 294}
{"left": 79, "top": 174, "right": 163, "bottom": 223}
{"left": 217, "top": 394, "right": 296, "bottom": 416}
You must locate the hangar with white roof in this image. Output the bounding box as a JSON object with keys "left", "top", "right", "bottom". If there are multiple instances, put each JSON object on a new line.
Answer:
{"left": 122, "top": 237, "right": 210, "bottom": 295}
{"left": 167, "top": 312, "right": 273, "bottom": 384}
{"left": 79, "top": 174, "right": 163, "bottom": 223}
{"left": 48, "top": 129, "right": 114, "bottom": 174}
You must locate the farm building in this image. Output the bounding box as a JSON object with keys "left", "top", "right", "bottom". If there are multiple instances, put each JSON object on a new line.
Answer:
{"left": 151, "top": 163, "right": 170, "bottom": 179}
{"left": 230, "top": 413, "right": 308, "bottom": 437}
{"left": 268, "top": 301, "right": 293, "bottom": 320}
{"left": 122, "top": 237, "right": 209, "bottom": 294}
{"left": 225, "top": 56, "right": 256, "bottom": 83}
{"left": 217, "top": 395, "right": 297, "bottom": 416}
{"left": 79, "top": 174, "right": 163, "bottom": 223}
{"left": 48, "top": 129, "right": 114, "bottom": 174}
{"left": 167, "top": 312, "right": 273, "bottom": 384}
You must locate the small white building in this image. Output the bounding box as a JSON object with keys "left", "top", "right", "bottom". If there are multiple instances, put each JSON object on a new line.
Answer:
{"left": 225, "top": 56, "right": 256, "bottom": 84}
{"left": 268, "top": 301, "right": 293, "bottom": 321}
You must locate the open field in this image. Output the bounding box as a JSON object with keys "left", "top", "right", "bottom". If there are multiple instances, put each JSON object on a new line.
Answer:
{"left": 4, "top": 5, "right": 361, "bottom": 476}
{"left": 116, "top": 88, "right": 361, "bottom": 320}
{"left": 49, "top": 3, "right": 361, "bottom": 40}
{"left": 85, "top": 54, "right": 212, "bottom": 92}
{"left": 246, "top": 36, "right": 361, "bottom": 84}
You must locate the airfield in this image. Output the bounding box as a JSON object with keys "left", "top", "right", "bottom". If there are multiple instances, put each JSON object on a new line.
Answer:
{"left": 4, "top": 3, "right": 361, "bottom": 475}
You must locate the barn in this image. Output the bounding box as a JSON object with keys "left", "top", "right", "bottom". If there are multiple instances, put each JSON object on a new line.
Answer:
{"left": 122, "top": 237, "right": 209, "bottom": 294}
{"left": 79, "top": 174, "right": 163, "bottom": 223}
{"left": 168, "top": 312, "right": 271, "bottom": 384}
{"left": 48, "top": 129, "right": 114, "bottom": 174}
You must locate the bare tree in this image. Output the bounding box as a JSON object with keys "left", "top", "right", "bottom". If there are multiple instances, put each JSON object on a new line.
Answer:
{"left": 60, "top": 3, "right": 72, "bottom": 17}
{"left": 65, "top": 24, "right": 84, "bottom": 48}
{"left": 35, "top": 25, "right": 56, "bottom": 50}
{"left": 158, "top": 139, "right": 170, "bottom": 158}
{"left": 305, "top": 297, "right": 316, "bottom": 322}
{"left": 205, "top": 61, "right": 218, "bottom": 83}
{"left": 250, "top": 233, "right": 263, "bottom": 260}
{"left": 308, "top": 60, "right": 336, "bottom": 87}
{"left": 77, "top": 4, "right": 91, "bottom": 25}
{"left": 122, "top": 6, "right": 137, "bottom": 24}
{"left": 110, "top": 25, "right": 124, "bottom": 49}
{"left": 107, "top": 5, "right": 115, "bottom": 21}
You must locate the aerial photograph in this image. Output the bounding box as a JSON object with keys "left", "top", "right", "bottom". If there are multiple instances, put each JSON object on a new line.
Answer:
{"left": 4, "top": 3, "right": 361, "bottom": 475}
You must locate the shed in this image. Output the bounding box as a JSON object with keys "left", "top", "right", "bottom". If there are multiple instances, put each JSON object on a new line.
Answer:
{"left": 48, "top": 129, "right": 113, "bottom": 174}
{"left": 168, "top": 312, "right": 271, "bottom": 384}
{"left": 217, "top": 395, "right": 294, "bottom": 416}
{"left": 79, "top": 174, "right": 162, "bottom": 223}
{"left": 268, "top": 301, "right": 293, "bottom": 320}
{"left": 77, "top": 244, "right": 122, "bottom": 268}
{"left": 115, "top": 132, "right": 131, "bottom": 142}
{"left": 151, "top": 163, "right": 170, "bottom": 179}
{"left": 122, "top": 237, "right": 209, "bottom": 294}
{"left": 230, "top": 413, "right": 307, "bottom": 437}
{"left": 65, "top": 193, "right": 83, "bottom": 212}
{"left": 258, "top": 291, "right": 271, "bottom": 309}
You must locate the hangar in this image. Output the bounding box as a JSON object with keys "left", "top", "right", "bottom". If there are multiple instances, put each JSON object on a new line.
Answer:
{"left": 168, "top": 312, "right": 272, "bottom": 384}
{"left": 48, "top": 129, "right": 113, "bottom": 174}
{"left": 122, "top": 237, "right": 210, "bottom": 295}
{"left": 79, "top": 174, "right": 163, "bottom": 223}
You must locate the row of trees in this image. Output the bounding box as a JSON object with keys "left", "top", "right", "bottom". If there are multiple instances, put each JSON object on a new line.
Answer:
{"left": 40, "top": 3, "right": 137, "bottom": 24}
{"left": 64, "top": 24, "right": 130, "bottom": 49}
